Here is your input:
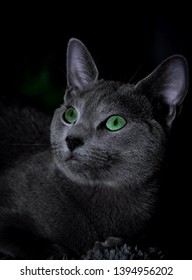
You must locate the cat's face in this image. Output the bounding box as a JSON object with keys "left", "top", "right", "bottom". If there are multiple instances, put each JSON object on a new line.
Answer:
{"left": 51, "top": 39, "right": 188, "bottom": 187}
{"left": 51, "top": 81, "right": 165, "bottom": 186}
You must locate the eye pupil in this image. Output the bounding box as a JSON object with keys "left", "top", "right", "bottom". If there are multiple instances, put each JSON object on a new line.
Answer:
{"left": 114, "top": 118, "right": 118, "bottom": 126}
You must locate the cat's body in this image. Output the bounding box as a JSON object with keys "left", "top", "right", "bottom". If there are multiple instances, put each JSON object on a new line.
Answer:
{"left": 0, "top": 99, "right": 51, "bottom": 172}
{"left": 0, "top": 39, "right": 188, "bottom": 259}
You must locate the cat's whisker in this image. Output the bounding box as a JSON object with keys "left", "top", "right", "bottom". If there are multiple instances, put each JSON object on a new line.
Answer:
{"left": 90, "top": 149, "right": 109, "bottom": 159}
{"left": 127, "top": 61, "right": 143, "bottom": 83}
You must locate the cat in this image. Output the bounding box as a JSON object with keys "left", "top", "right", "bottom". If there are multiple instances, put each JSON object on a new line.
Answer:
{"left": 0, "top": 38, "right": 188, "bottom": 259}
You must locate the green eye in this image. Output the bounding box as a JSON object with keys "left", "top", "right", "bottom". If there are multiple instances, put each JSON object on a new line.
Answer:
{"left": 63, "top": 107, "right": 78, "bottom": 124}
{"left": 106, "top": 115, "right": 126, "bottom": 131}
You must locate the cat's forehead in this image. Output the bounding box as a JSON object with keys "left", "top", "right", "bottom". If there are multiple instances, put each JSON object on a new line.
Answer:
{"left": 83, "top": 81, "right": 129, "bottom": 109}
{"left": 72, "top": 80, "right": 152, "bottom": 118}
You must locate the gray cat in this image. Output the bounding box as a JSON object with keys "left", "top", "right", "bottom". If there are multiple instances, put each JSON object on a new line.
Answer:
{"left": 0, "top": 38, "right": 188, "bottom": 259}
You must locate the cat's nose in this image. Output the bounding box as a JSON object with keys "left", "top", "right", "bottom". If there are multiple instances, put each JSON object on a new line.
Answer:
{"left": 65, "top": 136, "right": 84, "bottom": 152}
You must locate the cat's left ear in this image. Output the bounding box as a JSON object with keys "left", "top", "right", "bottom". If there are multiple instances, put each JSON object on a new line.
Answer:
{"left": 66, "top": 38, "right": 98, "bottom": 90}
{"left": 136, "top": 55, "right": 188, "bottom": 127}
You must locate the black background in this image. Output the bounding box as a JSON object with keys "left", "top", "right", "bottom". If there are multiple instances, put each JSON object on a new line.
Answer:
{"left": 2, "top": 13, "right": 191, "bottom": 110}
{"left": 1, "top": 10, "right": 192, "bottom": 259}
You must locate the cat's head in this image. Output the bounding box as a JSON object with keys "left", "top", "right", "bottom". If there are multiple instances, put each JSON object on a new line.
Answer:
{"left": 51, "top": 38, "right": 188, "bottom": 187}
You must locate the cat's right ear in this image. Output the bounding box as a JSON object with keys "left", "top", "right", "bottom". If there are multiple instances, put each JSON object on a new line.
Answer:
{"left": 66, "top": 38, "right": 98, "bottom": 90}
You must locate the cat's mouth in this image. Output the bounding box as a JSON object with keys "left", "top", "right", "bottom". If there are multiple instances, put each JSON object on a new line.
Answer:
{"left": 65, "top": 154, "right": 78, "bottom": 162}
{"left": 61, "top": 151, "right": 119, "bottom": 186}
{"left": 57, "top": 148, "right": 120, "bottom": 185}
{"left": 64, "top": 150, "right": 116, "bottom": 175}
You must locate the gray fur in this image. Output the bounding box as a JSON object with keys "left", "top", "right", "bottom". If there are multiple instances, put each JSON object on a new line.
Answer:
{"left": 0, "top": 39, "right": 188, "bottom": 259}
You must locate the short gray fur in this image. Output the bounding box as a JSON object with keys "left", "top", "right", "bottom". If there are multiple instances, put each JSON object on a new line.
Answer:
{"left": 0, "top": 38, "right": 188, "bottom": 259}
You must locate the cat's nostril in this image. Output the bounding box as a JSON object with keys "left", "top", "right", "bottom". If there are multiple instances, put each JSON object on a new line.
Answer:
{"left": 65, "top": 136, "right": 84, "bottom": 152}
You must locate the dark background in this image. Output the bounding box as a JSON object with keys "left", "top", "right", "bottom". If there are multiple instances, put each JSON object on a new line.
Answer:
{"left": 1, "top": 12, "right": 192, "bottom": 258}
{"left": 2, "top": 14, "right": 191, "bottom": 112}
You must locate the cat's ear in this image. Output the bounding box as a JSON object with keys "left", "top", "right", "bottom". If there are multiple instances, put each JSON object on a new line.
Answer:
{"left": 136, "top": 55, "right": 188, "bottom": 127}
{"left": 66, "top": 38, "right": 98, "bottom": 90}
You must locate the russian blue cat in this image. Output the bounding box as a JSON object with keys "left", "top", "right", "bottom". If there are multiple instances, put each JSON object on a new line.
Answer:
{"left": 0, "top": 38, "right": 188, "bottom": 259}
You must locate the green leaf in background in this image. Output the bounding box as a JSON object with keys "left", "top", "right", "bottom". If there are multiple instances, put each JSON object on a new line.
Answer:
{"left": 21, "top": 66, "right": 65, "bottom": 112}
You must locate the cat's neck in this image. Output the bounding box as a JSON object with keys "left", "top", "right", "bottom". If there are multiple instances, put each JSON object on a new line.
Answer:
{"left": 54, "top": 161, "right": 159, "bottom": 209}
{"left": 57, "top": 167, "right": 158, "bottom": 237}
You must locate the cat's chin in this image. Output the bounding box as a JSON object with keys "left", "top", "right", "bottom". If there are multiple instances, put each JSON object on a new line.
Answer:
{"left": 54, "top": 156, "right": 118, "bottom": 187}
